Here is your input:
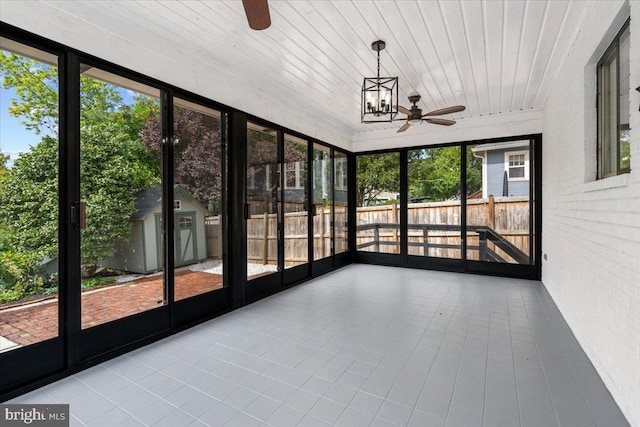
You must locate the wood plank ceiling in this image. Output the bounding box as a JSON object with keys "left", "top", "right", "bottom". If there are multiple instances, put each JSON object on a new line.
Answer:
{"left": 1, "top": 0, "right": 589, "bottom": 146}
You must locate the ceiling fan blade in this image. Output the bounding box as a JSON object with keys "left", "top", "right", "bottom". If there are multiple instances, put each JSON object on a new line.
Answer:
{"left": 242, "top": 0, "right": 271, "bottom": 30}
{"left": 397, "top": 122, "right": 412, "bottom": 133}
{"left": 424, "top": 105, "right": 466, "bottom": 116}
{"left": 425, "top": 118, "right": 456, "bottom": 126}
{"left": 396, "top": 105, "right": 412, "bottom": 115}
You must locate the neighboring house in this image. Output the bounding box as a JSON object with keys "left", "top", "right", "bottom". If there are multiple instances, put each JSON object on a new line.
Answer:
{"left": 246, "top": 157, "right": 348, "bottom": 214}
{"left": 471, "top": 140, "right": 530, "bottom": 198}
{"left": 104, "top": 185, "right": 209, "bottom": 274}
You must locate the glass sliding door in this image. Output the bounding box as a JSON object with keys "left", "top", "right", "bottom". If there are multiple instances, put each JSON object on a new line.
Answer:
{"left": 407, "top": 147, "right": 462, "bottom": 259}
{"left": 246, "top": 122, "right": 279, "bottom": 281}
{"left": 0, "top": 39, "right": 60, "bottom": 352}
{"left": 172, "top": 98, "right": 225, "bottom": 301}
{"left": 356, "top": 152, "right": 400, "bottom": 254}
{"left": 313, "top": 144, "right": 333, "bottom": 260}
{"left": 283, "top": 134, "right": 308, "bottom": 270}
{"left": 79, "top": 65, "right": 164, "bottom": 329}
{"left": 466, "top": 140, "right": 533, "bottom": 265}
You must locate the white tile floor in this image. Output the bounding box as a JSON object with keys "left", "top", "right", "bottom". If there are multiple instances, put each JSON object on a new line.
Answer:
{"left": 9, "top": 265, "right": 630, "bottom": 427}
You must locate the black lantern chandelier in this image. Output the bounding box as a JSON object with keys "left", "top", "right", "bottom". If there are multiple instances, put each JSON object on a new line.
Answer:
{"left": 361, "top": 40, "right": 398, "bottom": 123}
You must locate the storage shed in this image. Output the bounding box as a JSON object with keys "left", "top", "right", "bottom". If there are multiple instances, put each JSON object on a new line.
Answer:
{"left": 104, "top": 185, "right": 209, "bottom": 273}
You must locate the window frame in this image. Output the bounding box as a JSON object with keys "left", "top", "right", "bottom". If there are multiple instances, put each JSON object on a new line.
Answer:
{"left": 504, "top": 150, "right": 529, "bottom": 182}
{"left": 597, "top": 19, "right": 631, "bottom": 179}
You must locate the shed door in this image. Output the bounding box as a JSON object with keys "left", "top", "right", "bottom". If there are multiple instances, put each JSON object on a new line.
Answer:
{"left": 175, "top": 213, "right": 196, "bottom": 267}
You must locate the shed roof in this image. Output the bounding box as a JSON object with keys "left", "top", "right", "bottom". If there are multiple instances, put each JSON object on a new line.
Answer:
{"left": 132, "top": 185, "right": 209, "bottom": 220}
{"left": 133, "top": 187, "right": 162, "bottom": 220}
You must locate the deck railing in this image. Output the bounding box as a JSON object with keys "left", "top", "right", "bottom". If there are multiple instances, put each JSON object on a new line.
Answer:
{"left": 356, "top": 223, "right": 530, "bottom": 264}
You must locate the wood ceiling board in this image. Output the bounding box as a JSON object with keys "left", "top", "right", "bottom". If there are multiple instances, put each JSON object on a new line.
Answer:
{"left": 520, "top": 0, "right": 570, "bottom": 110}
{"left": 459, "top": 0, "right": 491, "bottom": 115}
{"left": 499, "top": 0, "right": 526, "bottom": 115}
{"left": 508, "top": 0, "right": 548, "bottom": 112}
{"left": 438, "top": 0, "right": 479, "bottom": 116}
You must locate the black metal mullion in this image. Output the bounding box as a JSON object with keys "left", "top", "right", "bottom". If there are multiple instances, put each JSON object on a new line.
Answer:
{"left": 161, "top": 91, "right": 175, "bottom": 323}
{"left": 278, "top": 131, "right": 285, "bottom": 276}
{"left": 229, "top": 111, "right": 248, "bottom": 308}
{"left": 62, "top": 51, "right": 81, "bottom": 367}
{"left": 529, "top": 139, "right": 535, "bottom": 265}
{"left": 399, "top": 150, "right": 408, "bottom": 263}
{"left": 221, "top": 112, "right": 230, "bottom": 290}
{"left": 534, "top": 135, "right": 543, "bottom": 280}
{"left": 307, "top": 141, "right": 314, "bottom": 272}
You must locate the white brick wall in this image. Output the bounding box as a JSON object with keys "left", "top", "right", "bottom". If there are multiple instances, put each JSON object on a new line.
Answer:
{"left": 542, "top": 1, "right": 640, "bottom": 425}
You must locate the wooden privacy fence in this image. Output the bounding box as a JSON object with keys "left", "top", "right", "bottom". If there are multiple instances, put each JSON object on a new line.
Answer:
{"left": 244, "top": 206, "right": 347, "bottom": 267}
{"left": 356, "top": 196, "right": 531, "bottom": 262}
{"left": 204, "top": 197, "right": 530, "bottom": 265}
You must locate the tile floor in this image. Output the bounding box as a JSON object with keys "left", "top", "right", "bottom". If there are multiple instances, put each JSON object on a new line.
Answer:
{"left": 9, "top": 265, "right": 630, "bottom": 427}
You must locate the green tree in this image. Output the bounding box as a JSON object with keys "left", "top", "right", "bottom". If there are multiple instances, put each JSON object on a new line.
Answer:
{"left": 356, "top": 153, "right": 400, "bottom": 206}
{"left": 0, "top": 53, "right": 160, "bottom": 277}
{"left": 408, "top": 146, "right": 482, "bottom": 202}
{"left": 0, "top": 149, "right": 8, "bottom": 179}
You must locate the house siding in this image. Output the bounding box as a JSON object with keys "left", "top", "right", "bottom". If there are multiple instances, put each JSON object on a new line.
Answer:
{"left": 486, "top": 150, "right": 529, "bottom": 197}
{"left": 542, "top": 1, "right": 640, "bottom": 425}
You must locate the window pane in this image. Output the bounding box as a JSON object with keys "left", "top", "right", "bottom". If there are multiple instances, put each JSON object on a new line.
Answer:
{"left": 467, "top": 141, "right": 532, "bottom": 265}
{"left": 284, "top": 134, "right": 308, "bottom": 268}
{"left": 173, "top": 99, "right": 225, "bottom": 300}
{"left": 313, "top": 144, "right": 332, "bottom": 260}
{"left": 509, "top": 167, "right": 525, "bottom": 179}
{"left": 0, "top": 40, "right": 59, "bottom": 351}
{"left": 80, "top": 66, "right": 164, "bottom": 329}
{"left": 356, "top": 153, "right": 400, "bottom": 254}
{"left": 247, "top": 124, "right": 279, "bottom": 280}
{"left": 407, "top": 148, "right": 461, "bottom": 259}
{"left": 334, "top": 150, "right": 349, "bottom": 254}
{"left": 619, "top": 26, "right": 630, "bottom": 172}
{"left": 600, "top": 49, "right": 618, "bottom": 177}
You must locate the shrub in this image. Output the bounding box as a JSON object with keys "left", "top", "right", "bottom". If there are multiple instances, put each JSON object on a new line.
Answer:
{"left": 0, "top": 251, "right": 52, "bottom": 304}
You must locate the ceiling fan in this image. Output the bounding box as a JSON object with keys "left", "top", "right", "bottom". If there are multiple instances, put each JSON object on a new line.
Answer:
{"left": 242, "top": 0, "right": 271, "bottom": 30}
{"left": 396, "top": 95, "right": 465, "bottom": 133}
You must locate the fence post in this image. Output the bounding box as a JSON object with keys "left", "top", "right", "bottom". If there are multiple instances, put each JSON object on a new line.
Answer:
{"left": 217, "top": 215, "right": 223, "bottom": 258}
{"left": 392, "top": 203, "right": 398, "bottom": 253}
{"left": 478, "top": 229, "right": 487, "bottom": 260}
{"left": 373, "top": 224, "right": 380, "bottom": 252}
{"left": 422, "top": 225, "right": 429, "bottom": 256}
{"left": 319, "top": 206, "right": 325, "bottom": 257}
{"left": 262, "top": 212, "right": 269, "bottom": 265}
{"left": 488, "top": 195, "right": 495, "bottom": 229}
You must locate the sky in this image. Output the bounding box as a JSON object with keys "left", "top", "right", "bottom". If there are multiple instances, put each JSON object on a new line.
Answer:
{"left": 1, "top": 80, "right": 138, "bottom": 169}
{"left": 0, "top": 86, "right": 44, "bottom": 168}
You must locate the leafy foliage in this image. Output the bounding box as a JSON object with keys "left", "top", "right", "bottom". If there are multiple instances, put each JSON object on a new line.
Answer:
{"left": 356, "top": 153, "right": 400, "bottom": 206}
{"left": 407, "top": 146, "right": 482, "bottom": 202}
{"left": 0, "top": 52, "right": 59, "bottom": 134}
{"left": 141, "top": 106, "right": 222, "bottom": 211}
{"left": 0, "top": 149, "right": 8, "bottom": 172}
{"left": 0, "top": 53, "right": 162, "bottom": 294}
{"left": 0, "top": 136, "right": 59, "bottom": 257}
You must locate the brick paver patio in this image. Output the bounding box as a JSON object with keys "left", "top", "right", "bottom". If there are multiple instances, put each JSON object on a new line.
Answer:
{"left": 0, "top": 270, "right": 223, "bottom": 349}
